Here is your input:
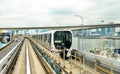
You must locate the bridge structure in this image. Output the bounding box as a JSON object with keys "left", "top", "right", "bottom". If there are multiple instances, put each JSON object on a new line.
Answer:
{"left": 0, "top": 23, "right": 119, "bottom": 30}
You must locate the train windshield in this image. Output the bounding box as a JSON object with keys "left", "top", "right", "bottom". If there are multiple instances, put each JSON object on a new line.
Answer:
{"left": 54, "top": 31, "right": 72, "bottom": 49}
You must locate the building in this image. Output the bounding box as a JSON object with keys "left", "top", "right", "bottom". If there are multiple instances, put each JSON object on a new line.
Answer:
{"left": 100, "top": 28, "right": 106, "bottom": 36}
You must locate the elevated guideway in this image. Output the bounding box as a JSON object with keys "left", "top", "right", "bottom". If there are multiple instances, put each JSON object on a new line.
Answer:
{"left": 0, "top": 38, "right": 56, "bottom": 74}
{"left": 30, "top": 38, "right": 101, "bottom": 74}
{"left": 0, "top": 38, "right": 23, "bottom": 74}
{"left": 13, "top": 39, "right": 53, "bottom": 74}
{"left": 0, "top": 40, "right": 21, "bottom": 60}
{"left": 29, "top": 37, "right": 120, "bottom": 74}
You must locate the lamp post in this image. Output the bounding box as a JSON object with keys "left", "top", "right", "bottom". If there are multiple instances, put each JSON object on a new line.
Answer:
{"left": 75, "top": 15, "right": 83, "bottom": 25}
{"left": 75, "top": 15, "right": 83, "bottom": 51}
{"left": 75, "top": 15, "right": 85, "bottom": 65}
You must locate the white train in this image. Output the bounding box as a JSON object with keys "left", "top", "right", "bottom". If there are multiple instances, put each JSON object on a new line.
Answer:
{"left": 32, "top": 30, "right": 72, "bottom": 58}
{"left": 32, "top": 30, "right": 72, "bottom": 50}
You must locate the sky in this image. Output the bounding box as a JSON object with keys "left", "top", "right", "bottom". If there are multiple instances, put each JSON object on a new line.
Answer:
{"left": 0, "top": 0, "right": 120, "bottom": 27}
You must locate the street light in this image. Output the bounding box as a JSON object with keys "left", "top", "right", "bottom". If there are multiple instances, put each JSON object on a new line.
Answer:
{"left": 75, "top": 15, "right": 83, "bottom": 25}
{"left": 74, "top": 15, "right": 84, "bottom": 51}
{"left": 75, "top": 15, "right": 85, "bottom": 65}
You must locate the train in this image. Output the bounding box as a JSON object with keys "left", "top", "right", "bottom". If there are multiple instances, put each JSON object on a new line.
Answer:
{"left": 32, "top": 30, "right": 73, "bottom": 58}
{"left": 0, "top": 32, "right": 13, "bottom": 43}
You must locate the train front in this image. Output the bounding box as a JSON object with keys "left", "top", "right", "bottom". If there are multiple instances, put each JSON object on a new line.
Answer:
{"left": 53, "top": 31, "right": 72, "bottom": 59}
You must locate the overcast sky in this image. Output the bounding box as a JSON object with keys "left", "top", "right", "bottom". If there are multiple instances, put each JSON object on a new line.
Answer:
{"left": 0, "top": 0, "right": 120, "bottom": 27}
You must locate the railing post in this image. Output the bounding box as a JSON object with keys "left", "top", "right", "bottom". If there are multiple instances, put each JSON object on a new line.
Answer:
{"left": 94, "top": 58, "right": 97, "bottom": 71}
{"left": 70, "top": 56, "right": 72, "bottom": 74}
{"left": 59, "top": 50, "right": 61, "bottom": 65}
{"left": 80, "top": 58, "right": 82, "bottom": 74}
{"left": 75, "top": 52, "right": 76, "bottom": 63}
{"left": 63, "top": 49, "right": 65, "bottom": 68}
{"left": 80, "top": 58, "right": 81, "bottom": 67}
{"left": 82, "top": 52, "right": 85, "bottom": 65}
{"left": 111, "top": 62, "right": 113, "bottom": 74}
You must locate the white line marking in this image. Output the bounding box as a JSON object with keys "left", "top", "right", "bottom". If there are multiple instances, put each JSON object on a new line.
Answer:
{"left": 26, "top": 41, "right": 31, "bottom": 74}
